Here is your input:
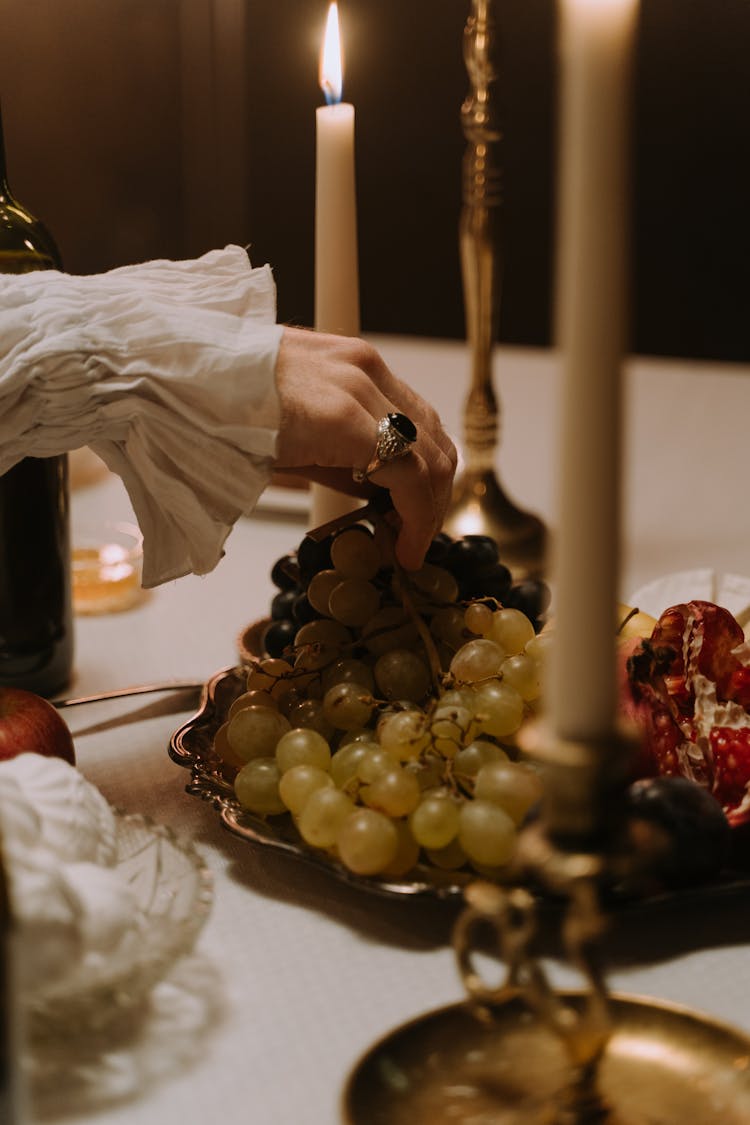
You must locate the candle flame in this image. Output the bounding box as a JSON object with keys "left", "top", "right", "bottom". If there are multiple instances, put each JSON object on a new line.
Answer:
{"left": 319, "top": 2, "right": 343, "bottom": 105}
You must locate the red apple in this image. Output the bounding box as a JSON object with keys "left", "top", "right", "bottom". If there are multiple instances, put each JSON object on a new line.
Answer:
{"left": 0, "top": 687, "right": 75, "bottom": 765}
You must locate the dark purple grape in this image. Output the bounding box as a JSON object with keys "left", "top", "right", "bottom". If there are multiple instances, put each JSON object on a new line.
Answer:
{"left": 425, "top": 532, "right": 453, "bottom": 566}
{"left": 271, "top": 589, "right": 298, "bottom": 620}
{"left": 506, "top": 579, "right": 552, "bottom": 620}
{"left": 296, "top": 534, "right": 333, "bottom": 581}
{"left": 445, "top": 535, "right": 500, "bottom": 579}
{"left": 271, "top": 553, "right": 300, "bottom": 590}
{"left": 625, "top": 777, "right": 730, "bottom": 888}
{"left": 291, "top": 592, "right": 320, "bottom": 626}
{"left": 262, "top": 618, "right": 297, "bottom": 658}
{"left": 460, "top": 562, "right": 513, "bottom": 602}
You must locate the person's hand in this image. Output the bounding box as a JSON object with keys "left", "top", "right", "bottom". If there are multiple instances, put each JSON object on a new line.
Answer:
{"left": 273, "top": 328, "right": 457, "bottom": 570}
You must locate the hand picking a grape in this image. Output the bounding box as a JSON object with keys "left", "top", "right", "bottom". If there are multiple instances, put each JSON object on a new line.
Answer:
{"left": 273, "top": 329, "right": 458, "bottom": 570}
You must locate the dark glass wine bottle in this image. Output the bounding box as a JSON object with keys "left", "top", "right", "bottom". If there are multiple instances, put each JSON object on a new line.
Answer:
{"left": 0, "top": 101, "right": 73, "bottom": 696}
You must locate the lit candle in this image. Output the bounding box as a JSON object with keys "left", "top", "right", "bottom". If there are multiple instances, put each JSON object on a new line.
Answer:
{"left": 310, "top": 1, "right": 361, "bottom": 527}
{"left": 550, "top": 0, "right": 639, "bottom": 741}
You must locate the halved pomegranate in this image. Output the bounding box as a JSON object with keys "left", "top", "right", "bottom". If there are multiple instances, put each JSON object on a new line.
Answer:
{"left": 622, "top": 601, "right": 750, "bottom": 827}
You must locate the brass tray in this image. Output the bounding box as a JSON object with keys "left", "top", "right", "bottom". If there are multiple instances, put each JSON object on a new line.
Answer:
{"left": 169, "top": 666, "right": 750, "bottom": 906}
{"left": 342, "top": 990, "right": 750, "bottom": 1124}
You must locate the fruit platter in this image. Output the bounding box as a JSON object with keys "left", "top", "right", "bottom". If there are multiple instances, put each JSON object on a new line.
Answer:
{"left": 170, "top": 510, "right": 750, "bottom": 905}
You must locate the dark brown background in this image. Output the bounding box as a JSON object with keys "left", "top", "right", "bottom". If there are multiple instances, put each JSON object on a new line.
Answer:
{"left": 1, "top": 0, "right": 747, "bottom": 361}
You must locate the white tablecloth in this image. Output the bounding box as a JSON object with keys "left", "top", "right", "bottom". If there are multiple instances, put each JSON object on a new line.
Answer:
{"left": 33, "top": 338, "right": 750, "bottom": 1124}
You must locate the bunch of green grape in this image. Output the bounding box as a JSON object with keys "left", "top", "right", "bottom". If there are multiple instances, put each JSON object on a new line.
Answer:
{"left": 213, "top": 520, "right": 552, "bottom": 880}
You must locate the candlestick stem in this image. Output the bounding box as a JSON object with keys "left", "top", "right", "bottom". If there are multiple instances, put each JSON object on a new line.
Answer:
{"left": 445, "top": 0, "right": 546, "bottom": 579}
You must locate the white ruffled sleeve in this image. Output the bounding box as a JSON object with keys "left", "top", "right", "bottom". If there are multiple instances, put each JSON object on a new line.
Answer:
{"left": 0, "top": 245, "right": 283, "bottom": 586}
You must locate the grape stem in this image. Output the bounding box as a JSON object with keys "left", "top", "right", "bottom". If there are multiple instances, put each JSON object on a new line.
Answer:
{"left": 306, "top": 494, "right": 395, "bottom": 543}
{"left": 391, "top": 557, "right": 444, "bottom": 696}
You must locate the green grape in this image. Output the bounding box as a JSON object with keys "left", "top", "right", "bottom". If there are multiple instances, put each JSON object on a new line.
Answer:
{"left": 246, "top": 658, "right": 294, "bottom": 693}
{"left": 489, "top": 608, "right": 536, "bottom": 655}
{"left": 356, "top": 748, "right": 401, "bottom": 783}
{"left": 307, "top": 568, "right": 343, "bottom": 615}
{"left": 291, "top": 654, "right": 325, "bottom": 684}
{"left": 449, "top": 638, "right": 506, "bottom": 683}
{"left": 278, "top": 764, "right": 334, "bottom": 815}
{"left": 409, "top": 791, "right": 460, "bottom": 849}
{"left": 361, "top": 606, "right": 419, "bottom": 656}
{"left": 413, "top": 757, "right": 445, "bottom": 791}
{"left": 425, "top": 837, "right": 468, "bottom": 871}
{"left": 464, "top": 602, "right": 493, "bottom": 637}
{"left": 439, "top": 687, "right": 479, "bottom": 710}
{"left": 376, "top": 699, "right": 422, "bottom": 724}
{"left": 374, "top": 649, "right": 431, "bottom": 702}
{"left": 381, "top": 819, "right": 421, "bottom": 877}
{"left": 404, "top": 563, "right": 459, "bottom": 604}
{"left": 524, "top": 631, "right": 554, "bottom": 664}
{"left": 292, "top": 652, "right": 327, "bottom": 686}
{"left": 453, "top": 740, "right": 509, "bottom": 780}
{"left": 336, "top": 808, "right": 399, "bottom": 875}
{"left": 213, "top": 720, "right": 246, "bottom": 770}
{"left": 458, "top": 799, "right": 516, "bottom": 867}
{"left": 500, "top": 653, "right": 542, "bottom": 702}
{"left": 473, "top": 680, "right": 525, "bottom": 739}
{"left": 320, "top": 657, "right": 375, "bottom": 695}
{"left": 361, "top": 767, "right": 421, "bottom": 817}
{"left": 229, "top": 689, "right": 278, "bottom": 718}
{"left": 330, "top": 525, "right": 382, "bottom": 580}
{"left": 227, "top": 705, "right": 291, "bottom": 762}
{"left": 430, "top": 703, "right": 477, "bottom": 758}
{"left": 245, "top": 661, "right": 299, "bottom": 710}
{"left": 526, "top": 634, "right": 555, "bottom": 693}
{"left": 430, "top": 605, "right": 467, "bottom": 650}
{"left": 284, "top": 697, "right": 335, "bottom": 740}
{"left": 338, "top": 728, "right": 377, "bottom": 747}
{"left": 377, "top": 709, "right": 431, "bottom": 760}
{"left": 234, "top": 758, "right": 286, "bottom": 815}
{"left": 328, "top": 578, "right": 381, "bottom": 627}
{"left": 474, "top": 761, "right": 544, "bottom": 825}
{"left": 330, "top": 742, "right": 375, "bottom": 787}
{"left": 295, "top": 618, "right": 352, "bottom": 649}
{"left": 298, "top": 787, "right": 355, "bottom": 848}
{"left": 275, "top": 727, "right": 332, "bottom": 773}
{"left": 322, "top": 682, "right": 375, "bottom": 730}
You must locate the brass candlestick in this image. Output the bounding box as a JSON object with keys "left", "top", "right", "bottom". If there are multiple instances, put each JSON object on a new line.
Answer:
{"left": 445, "top": 0, "right": 546, "bottom": 580}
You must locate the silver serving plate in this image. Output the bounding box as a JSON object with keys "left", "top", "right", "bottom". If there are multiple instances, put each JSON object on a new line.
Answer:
{"left": 169, "top": 666, "right": 750, "bottom": 908}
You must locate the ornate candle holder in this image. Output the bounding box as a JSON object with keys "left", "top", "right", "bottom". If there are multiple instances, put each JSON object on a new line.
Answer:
{"left": 444, "top": 0, "right": 547, "bottom": 581}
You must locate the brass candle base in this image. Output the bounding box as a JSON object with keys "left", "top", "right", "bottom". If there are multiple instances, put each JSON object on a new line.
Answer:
{"left": 343, "top": 990, "right": 750, "bottom": 1125}
{"left": 445, "top": 466, "right": 547, "bottom": 580}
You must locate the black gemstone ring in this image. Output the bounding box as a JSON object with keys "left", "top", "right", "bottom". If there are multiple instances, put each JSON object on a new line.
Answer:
{"left": 353, "top": 412, "right": 418, "bottom": 483}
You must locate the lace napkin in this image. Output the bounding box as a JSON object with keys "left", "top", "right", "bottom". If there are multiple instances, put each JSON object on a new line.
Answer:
{"left": 0, "top": 246, "right": 283, "bottom": 586}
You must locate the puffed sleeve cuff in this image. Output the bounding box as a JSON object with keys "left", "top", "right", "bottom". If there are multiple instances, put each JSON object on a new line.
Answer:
{"left": 0, "top": 246, "right": 283, "bottom": 586}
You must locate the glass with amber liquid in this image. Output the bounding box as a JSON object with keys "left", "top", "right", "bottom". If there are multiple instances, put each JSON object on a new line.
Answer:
{"left": 0, "top": 101, "right": 73, "bottom": 695}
